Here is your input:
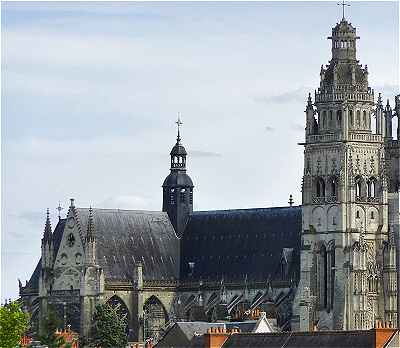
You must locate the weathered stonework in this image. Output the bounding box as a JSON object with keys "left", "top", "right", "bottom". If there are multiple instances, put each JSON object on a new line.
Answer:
{"left": 293, "top": 17, "right": 399, "bottom": 331}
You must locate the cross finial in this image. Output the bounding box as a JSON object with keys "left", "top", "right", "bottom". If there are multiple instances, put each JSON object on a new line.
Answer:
{"left": 288, "top": 194, "right": 294, "bottom": 207}
{"left": 57, "top": 201, "right": 63, "bottom": 220}
{"left": 337, "top": 1, "right": 350, "bottom": 20}
{"left": 176, "top": 113, "right": 183, "bottom": 143}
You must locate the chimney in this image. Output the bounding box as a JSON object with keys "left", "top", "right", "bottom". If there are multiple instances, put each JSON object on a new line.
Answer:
{"left": 372, "top": 320, "right": 397, "bottom": 348}
{"left": 205, "top": 326, "right": 240, "bottom": 348}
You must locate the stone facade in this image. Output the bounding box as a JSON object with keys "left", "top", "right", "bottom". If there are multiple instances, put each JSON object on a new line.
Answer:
{"left": 293, "top": 18, "right": 400, "bottom": 331}
{"left": 19, "top": 13, "right": 399, "bottom": 344}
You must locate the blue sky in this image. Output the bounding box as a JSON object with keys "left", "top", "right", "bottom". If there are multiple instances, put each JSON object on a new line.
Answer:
{"left": 1, "top": 1, "right": 399, "bottom": 300}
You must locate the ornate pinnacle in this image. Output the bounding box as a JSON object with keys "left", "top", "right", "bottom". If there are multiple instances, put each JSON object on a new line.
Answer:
{"left": 385, "top": 99, "right": 392, "bottom": 113}
{"left": 43, "top": 208, "right": 52, "bottom": 243}
{"left": 377, "top": 93, "right": 383, "bottom": 109}
{"left": 86, "top": 206, "right": 95, "bottom": 242}
{"left": 306, "top": 93, "right": 313, "bottom": 112}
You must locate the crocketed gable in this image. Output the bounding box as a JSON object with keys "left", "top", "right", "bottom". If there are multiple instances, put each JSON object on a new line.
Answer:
{"left": 180, "top": 207, "right": 301, "bottom": 282}
{"left": 76, "top": 208, "right": 180, "bottom": 281}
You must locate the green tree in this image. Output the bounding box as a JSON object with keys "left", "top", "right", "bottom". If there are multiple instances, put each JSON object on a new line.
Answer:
{"left": 90, "top": 303, "right": 127, "bottom": 348}
{"left": 0, "top": 300, "right": 30, "bottom": 348}
{"left": 38, "top": 306, "right": 65, "bottom": 348}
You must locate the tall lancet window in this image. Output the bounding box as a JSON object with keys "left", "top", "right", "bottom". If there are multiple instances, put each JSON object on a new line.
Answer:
{"left": 367, "top": 177, "right": 377, "bottom": 198}
{"left": 316, "top": 177, "right": 326, "bottom": 198}
{"left": 355, "top": 176, "right": 363, "bottom": 198}
{"left": 319, "top": 245, "right": 328, "bottom": 309}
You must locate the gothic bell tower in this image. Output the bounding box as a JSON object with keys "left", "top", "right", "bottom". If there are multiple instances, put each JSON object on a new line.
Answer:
{"left": 162, "top": 118, "right": 194, "bottom": 238}
{"left": 293, "top": 12, "right": 395, "bottom": 331}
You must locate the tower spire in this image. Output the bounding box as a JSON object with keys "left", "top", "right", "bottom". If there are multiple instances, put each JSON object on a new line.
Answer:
{"left": 337, "top": 1, "right": 350, "bottom": 20}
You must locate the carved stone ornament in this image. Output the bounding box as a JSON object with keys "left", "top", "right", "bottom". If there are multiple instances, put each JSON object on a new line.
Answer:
{"left": 67, "top": 216, "right": 75, "bottom": 229}
{"left": 67, "top": 233, "right": 75, "bottom": 247}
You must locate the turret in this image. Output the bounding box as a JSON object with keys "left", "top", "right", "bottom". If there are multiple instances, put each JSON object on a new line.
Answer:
{"left": 162, "top": 117, "right": 194, "bottom": 238}
{"left": 305, "top": 93, "right": 317, "bottom": 136}
{"left": 384, "top": 99, "right": 393, "bottom": 139}
{"left": 328, "top": 18, "right": 359, "bottom": 62}
{"left": 376, "top": 93, "right": 385, "bottom": 136}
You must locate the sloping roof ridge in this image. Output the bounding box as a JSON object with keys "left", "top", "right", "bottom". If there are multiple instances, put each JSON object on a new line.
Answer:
{"left": 232, "top": 329, "right": 375, "bottom": 336}
{"left": 193, "top": 206, "right": 301, "bottom": 214}
{"left": 75, "top": 207, "right": 166, "bottom": 214}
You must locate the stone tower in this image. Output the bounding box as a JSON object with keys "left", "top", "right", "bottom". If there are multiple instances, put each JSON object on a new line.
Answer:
{"left": 162, "top": 119, "right": 194, "bottom": 238}
{"left": 293, "top": 17, "right": 396, "bottom": 331}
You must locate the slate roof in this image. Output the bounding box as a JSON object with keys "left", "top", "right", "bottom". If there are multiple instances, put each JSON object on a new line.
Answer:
{"left": 155, "top": 321, "right": 260, "bottom": 348}
{"left": 221, "top": 330, "right": 384, "bottom": 348}
{"left": 23, "top": 219, "right": 66, "bottom": 291}
{"left": 163, "top": 172, "right": 194, "bottom": 187}
{"left": 180, "top": 207, "right": 302, "bottom": 282}
{"left": 75, "top": 208, "right": 180, "bottom": 281}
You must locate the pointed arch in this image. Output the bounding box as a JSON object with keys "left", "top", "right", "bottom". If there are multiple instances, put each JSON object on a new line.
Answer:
{"left": 327, "top": 240, "right": 335, "bottom": 310}
{"left": 315, "top": 177, "right": 326, "bottom": 198}
{"left": 355, "top": 176, "right": 364, "bottom": 198}
{"left": 318, "top": 244, "right": 328, "bottom": 309}
{"left": 106, "top": 295, "right": 130, "bottom": 335}
{"left": 328, "top": 176, "right": 338, "bottom": 198}
{"left": 367, "top": 177, "right": 377, "bottom": 198}
{"left": 143, "top": 295, "right": 169, "bottom": 341}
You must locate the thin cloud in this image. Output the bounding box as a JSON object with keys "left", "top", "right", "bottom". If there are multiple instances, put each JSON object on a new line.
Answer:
{"left": 97, "top": 195, "right": 158, "bottom": 210}
{"left": 189, "top": 150, "right": 222, "bottom": 158}
{"left": 253, "top": 87, "right": 311, "bottom": 105}
{"left": 265, "top": 126, "right": 275, "bottom": 132}
{"left": 291, "top": 123, "right": 304, "bottom": 132}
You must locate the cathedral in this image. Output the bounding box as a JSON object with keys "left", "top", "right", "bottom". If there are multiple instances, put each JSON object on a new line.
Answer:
{"left": 19, "top": 13, "right": 399, "bottom": 343}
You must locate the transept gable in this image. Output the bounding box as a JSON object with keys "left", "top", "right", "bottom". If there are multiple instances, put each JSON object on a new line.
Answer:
{"left": 53, "top": 205, "right": 85, "bottom": 291}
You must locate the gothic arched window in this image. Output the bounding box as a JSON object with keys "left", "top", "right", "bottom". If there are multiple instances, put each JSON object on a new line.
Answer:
{"left": 143, "top": 296, "right": 168, "bottom": 341}
{"left": 367, "top": 177, "right": 377, "bottom": 198}
{"left": 329, "top": 177, "right": 338, "bottom": 197}
{"left": 363, "top": 111, "right": 367, "bottom": 128}
{"left": 106, "top": 296, "right": 130, "bottom": 335}
{"left": 337, "top": 110, "right": 342, "bottom": 127}
{"left": 316, "top": 177, "right": 325, "bottom": 198}
{"left": 322, "top": 111, "right": 326, "bottom": 128}
{"left": 355, "top": 176, "right": 363, "bottom": 198}
{"left": 349, "top": 110, "right": 353, "bottom": 126}
{"left": 356, "top": 110, "right": 361, "bottom": 127}
{"left": 319, "top": 245, "right": 328, "bottom": 309}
